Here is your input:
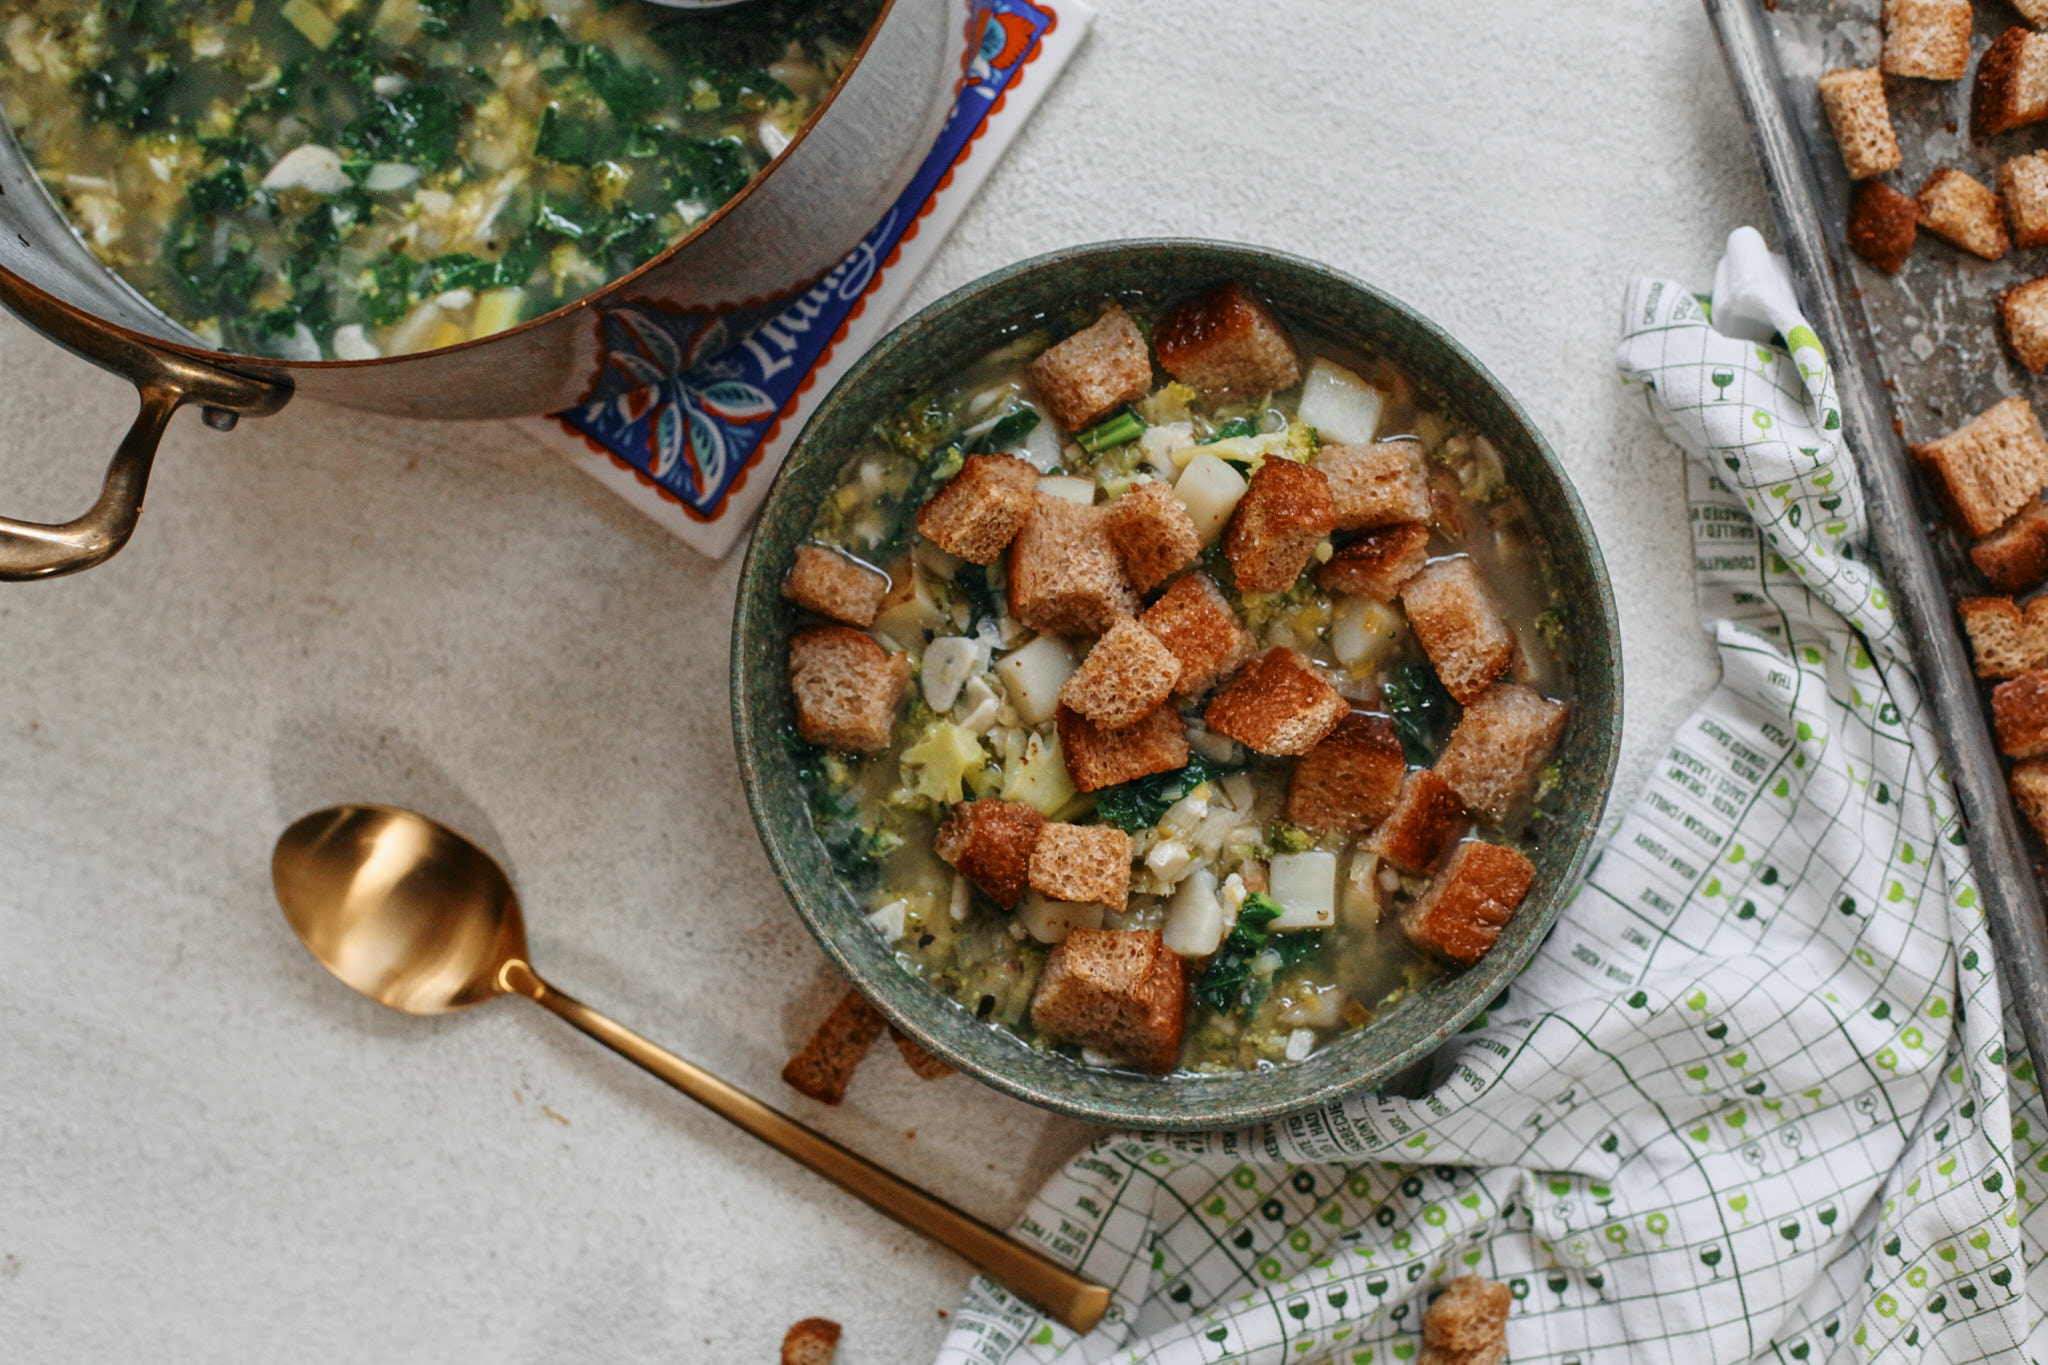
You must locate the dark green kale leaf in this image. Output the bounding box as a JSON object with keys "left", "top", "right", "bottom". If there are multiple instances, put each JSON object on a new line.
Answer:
{"left": 1199, "top": 416, "right": 1259, "bottom": 444}
{"left": 1094, "top": 755, "right": 1223, "bottom": 834}
{"left": 968, "top": 408, "right": 1040, "bottom": 456}
{"left": 533, "top": 103, "right": 618, "bottom": 166}
{"left": 1193, "top": 894, "right": 1283, "bottom": 1014}
{"left": 416, "top": 0, "right": 468, "bottom": 39}
{"left": 185, "top": 164, "right": 249, "bottom": 215}
{"left": 953, "top": 563, "right": 998, "bottom": 631}
{"left": 359, "top": 251, "right": 422, "bottom": 327}
{"left": 79, "top": 55, "right": 180, "bottom": 131}
{"left": 341, "top": 86, "right": 461, "bottom": 171}
{"left": 1383, "top": 660, "right": 1457, "bottom": 765}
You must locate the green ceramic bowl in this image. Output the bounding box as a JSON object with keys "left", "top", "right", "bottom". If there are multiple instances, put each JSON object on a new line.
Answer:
{"left": 732, "top": 239, "right": 1621, "bottom": 1129}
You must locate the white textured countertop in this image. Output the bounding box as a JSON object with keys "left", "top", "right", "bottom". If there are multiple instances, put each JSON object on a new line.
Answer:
{"left": 0, "top": 3, "right": 1768, "bottom": 1360}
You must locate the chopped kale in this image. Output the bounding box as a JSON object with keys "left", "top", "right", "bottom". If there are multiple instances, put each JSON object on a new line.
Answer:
{"left": 340, "top": 86, "right": 461, "bottom": 171}
{"left": 185, "top": 165, "right": 249, "bottom": 215}
{"left": 793, "top": 740, "right": 895, "bottom": 896}
{"left": 954, "top": 563, "right": 999, "bottom": 630}
{"left": 1095, "top": 755, "right": 1222, "bottom": 834}
{"left": 1194, "top": 894, "right": 1283, "bottom": 1014}
{"left": 1200, "top": 416, "right": 1259, "bottom": 444}
{"left": 79, "top": 56, "right": 180, "bottom": 131}
{"left": 359, "top": 251, "right": 422, "bottom": 327}
{"left": 534, "top": 103, "right": 619, "bottom": 167}
{"left": 416, "top": 0, "right": 469, "bottom": 40}
{"left": 1383, "top": 660, "right": 1457, "bottom": 765}
{"left": 969, "top": 408, "right": 1041, "bottom": 456}
{"left": 429, "top": 253, "right": 503, "bottom": 292}
{"left": 565, "top": 43, "right": 666, "bottom": 123}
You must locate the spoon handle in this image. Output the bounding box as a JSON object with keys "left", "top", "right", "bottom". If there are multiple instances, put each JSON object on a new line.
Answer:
{"left": 500, "top": 961, "right": 1112, "bottom": 1336}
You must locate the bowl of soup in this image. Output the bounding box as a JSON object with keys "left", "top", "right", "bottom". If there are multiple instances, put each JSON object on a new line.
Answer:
{"left": 733, "top": 239, "right": 1621, "bottom": 1129}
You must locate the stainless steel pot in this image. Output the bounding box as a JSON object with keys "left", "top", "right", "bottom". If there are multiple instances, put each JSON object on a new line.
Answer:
{"left": 0, "top": 0, "right": 959, "bottom": 580}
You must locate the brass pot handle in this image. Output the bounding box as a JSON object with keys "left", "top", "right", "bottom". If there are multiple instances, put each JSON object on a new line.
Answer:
{"left": 0, "top": 271, "right": 291, "bottom": 580}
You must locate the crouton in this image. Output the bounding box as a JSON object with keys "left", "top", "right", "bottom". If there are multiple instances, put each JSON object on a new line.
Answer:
{"left": 1974, "top": 28, "right": 2048, "bottom": 136}
{"left": 890, "top": 1026, "right": 954, "bottom": 1081}
{"left": 1314, "top": 440, "right": 1432, "bottom": 531}
{"left": 1319, "top": 523, "right": 1431, "bottom": 600}
{"left": 789, "top": 625, "right": 908, "bottom": 754}
{"left": 1028, "top": 928, "right": 1186, "bottom": 1073}
{"left": 1204, "top": 647, "right": 1349, "bottom": 755}
{"left": 2017, "top": 0, "right": 2048, "bottom": 24}
{"left": 1958, "top": 596, "right": 2048, "bottom": 677}
{"left": 1225, "top": 458, "right": 1337, "bottom": 593}
{"left": 1882, "top": 0, "right": 1974, "bottom": 79}
{"left": 1973, "top": 498, "right": 2048, "bottom": 591}
{"left": 915, "top": 453, "right": 1038, "bottom": 564}
{"left": 1418, "top": 1340, "right": 1505, "bottom": 1365}
{"left": 1153, "top": 283, "right": 1301, "bottom": 396}
{"left": 1819, "top": 68, "right": 1901, "bottom": 178}
{"left": 1141, "top": 572, "right": 1256, "bottom": 697}
{"left": 1057, "top": 703, "right": 1190, "bottom": 792}
{"left": 1993, "top": 670, "right": 2048, "bottom": 756}
{"left": 1287, "top": 713, "right": 1407, "bottom": 834}
{"left": 1102, "top": 480, "right": 1201, "bottom": 590}
{"left": 782, "top": 1319, "right": 842, "bottom": 1365}
{"left": 783, "top": 543, "right": 890, "bottom": 627}
{"left": 2012, "top": 758, "right": 2048, "bottom": 844}
{"left": 934, "top": 798, "right": 1045, "bottom": 906}
{"left": 782, "top": 988, "right": 886, "bottom": 1105}
{"left": 1848, "top": 180, "right": 1919, "bottom": 274}
{"left": 1059, "top": 616, "right": 1182, "bottom": 727}
{"left": 1401, "top": 840, "right": 1536, "bottom": 967}
{"left": 1029, "top": 305, "right": 1153, "bottom": 433}
{"left": 1434, "top": 683, "right": 1569, "bottom": 825}
{"left": 1917, "top": 168, "right": 2011, "bottom": 260}
{"left": 1029, "top": 823, "right": 1133, "bottom": 910}
{"left": 1912, "top": 397, "right": 2048, "bottom": 536}
{"left": 1401, "top": 557, "right": 1518, "bottom": 704}
{"left": 2002, "top": 276, "right": 2048, "bottom": 374}
{"left": 1007, "top": 493, "right": 1140, "bottom": 637}
{"left": 2003, "top": 152, "right": 2048, "bottom": 250}
{"left": 1368, "top": 769, "right": 1468, "bottom": 872}
{"left": 1425, "top": 1276, "right": 1514, "bottom": 1353}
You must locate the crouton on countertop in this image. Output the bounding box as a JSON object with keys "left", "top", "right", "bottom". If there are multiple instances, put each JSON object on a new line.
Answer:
{"left": 1401, "top": 840, "right": 1536, "bottom": 967}
{"left": 1029, "top": 305, "right": 1153, "bottom": 434}
{"left": 1847, "top": 180, "right": 1918, "bottom": 274}
{"left": 1058, "top": 702, "right": 1190, "bottom": 792}
{"left": 1103, "top": 480, "right": 1201, "bottom": 591}
{"left": 2013, "top": 758, "right": 2048, "bottom": 845}
{"left": 1029, "top": 822, "right": 1133, "bottom": 910}
{"left": 1007, "top": 493, "right": 1140, "bottom": 637}
{"left": 1319, "top": 522, "right": 1431, "bottom": 601}
{"left": 1819, "top": 68, "right": 1901, "bottom": 178}
{"left": 1434, "top": 683, "right": 1569, "bottom": 825}
{"left": 1882, "top": 0, "right": 1973, "bottom": 79}
{"left": 1153, "top": 283, "right": 1302, "bottom": 396}
{"left": 1204, "top": 646, "right": 1349, "bottom": 755}
{"left": 782, "top": 543, "right": 890, "bottom": 627}
{"left": 1226, "top": 457, "right": 1337, "bottom": 593}
{"left": 1422, "top": 1276, "right": 1513, "bottom": 1363}
{"left": 1316, "top": 440, "right": 1433, "bottom": 531}
{"left": 890, "top": 1027, "right": 954, "bottom": 1081}
{"left": 1974, "top": 28, "right": 2048, "bottom": 137}
{"left": 1368, "top": 769, "right": 1468, "bottom": 873}
{"left": 782, "top": 988, "right": 886, "bottom": 1105}
{"left": 1287, "top": 712, "right": 1407, "bottom": 834}
{"left": 789, "top": 625, "right": 908, "bottom": 755}
{"left": 916, "top": 452, "right": 1038, "bottom": 564}
{"left": 1401, "top": 557, "right": 1518, "bottom": 704}
{"left": 934, "top": 798, "right": 1045, "bottom": 907}
{"left": 1974, "top": 498, "right": 2048, "bottom": 592}
{"left": 1912, "top": 396, "right": 2048, "bottom": 536}
{"left": 1993, "top": 670, "right": 2048, "bottom": 756}
{"left": 1029, "top": 928, "right": 1186, "bottom": 1073}
{"left": 2002, "top": 277, "right": 2048, "bottom": 375}
{"left": 1917, "top": 168, "right": 2011, "bottom": 261}
{"left": 2005, "top": 152, "right": 2048, "bottom": 250}
{"left": 1959, "top": 596, "right": 2048, "bottom": 678}
{"left": 1141, "top": 572, "right": 1256, "bottom": 697}
{"left": 782, "top": 1319, "right": 842, "bottom": 1365}
{"left": 1059, "top": 616, "right": 1181, "bottom": 728}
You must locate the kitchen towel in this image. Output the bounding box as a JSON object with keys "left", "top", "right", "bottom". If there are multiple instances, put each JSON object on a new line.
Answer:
{"left": 932, "top": 228, "right": 2048, "bottom": 1363}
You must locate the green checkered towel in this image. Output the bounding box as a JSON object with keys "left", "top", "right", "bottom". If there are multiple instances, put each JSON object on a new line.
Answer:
{"left": 933, "top": 229, "right": 2047, "bottom": 1364}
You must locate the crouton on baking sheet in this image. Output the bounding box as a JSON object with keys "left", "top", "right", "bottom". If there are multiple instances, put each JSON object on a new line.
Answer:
{"left": 1882, "top": 0, "right": 1972, "bottom": 80}
{"left": 1819, "top": 68, "right": 1901, "bottom": 178}
{"left": 1912, "top": 397, "right": 2048, "bottom": 537}
{"left": 1974, "top": 499, "right": 2048, "bottom": 593}
{"left": 1916, "top": 168, "right": 2010, "bottom": 261}
{"left": 1994, "top": 670, "right": 2048, "bottom": 757}
{"left": 2003, "top": 277, "right": 2048, "bottom": 376}
{"left": 1974, "top": 28, "right": 2048, "bottom": 138}
{"left": 1959, "top": 596, "right": 2048, "bottom": 678}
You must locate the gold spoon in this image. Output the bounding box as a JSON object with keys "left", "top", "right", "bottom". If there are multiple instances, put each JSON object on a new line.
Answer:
{"left": 271, "top": 803, "right": 1111, "bottom": 1334}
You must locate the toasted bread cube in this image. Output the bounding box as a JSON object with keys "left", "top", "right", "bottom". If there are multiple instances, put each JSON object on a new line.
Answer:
{"left": 1153, "top": 283, "right": 1301, "bottom": 396}
{"left": 1434, "top": 683, "right": 1569, "bottom": 825}
{"left": 933, "top": 798, "right": 1046, "bottom": 907}
{"left": 1102, "top": 481, "right": 1201, "bottom": 591}
{"left": 1417, "top": 1342, "right": 1505, "bottom": 1365}
{"left": 1029, "top": 822, "right": 1133, "bottom": 910}
{"left": 1959, "top": 596, "right": 2048, "bottom": 677}
{"left": 1319, "top": 523, "right": 1431, "bottom": 600}
{"left": 1316, "top": 439, "right": 1432, "bottom": 531}
{"left": 1287, "top": 712, "right": 1407, "bottom": 834}
{"left": 2017, "top": 0, "right": 2048, "bottom": 23}
{"left": 1029, "top": 305, "right": 1153, "bottom": 433}
{"left": 782, "top": 1317, "right": 842, "bottom": 1365}
{"left": 1975, "top": 28, "right": 2048, "bottom": 136}
{"left": 1424, "top": 1276, "right": 1513, "bottom": 1354}
{"left": 1368, "top": 769, "right": 1468, "bottom": 872}
{"left": 1226, "top": 458, "right": 1337, "bottom": 593}
{"left": 2012, "top": 758, "right": 2048, "bottom": 844}
{"left": 914, "top": 452, "right": 1037, "bottom": 564}
{"left": 1057, "top": 703, "right": 1190, "bottom": 792}
{"left": 782, "top": 543, "right": 889, "bottom": 626}
{"left": 889, "top": 1026, "right": 954, "bottom": 1081}
{"left": 1204, "top": 646, "right": 1349, "bottom": 755}
{"left": 1917, "top": 168, "right": 2011, "bottom": 260}
{"left": 781, "top": 987, "right": 885, "bottom": 1105}
{"left": 1994, "top": 670, "right": 2048, "bottom": 756}
{"left": 1059, "top": 616, "right": 1182, "bottom": 727}
{"left": 1401, "top": 557, "right": 1517, "bottom": 704}
{"left": 1141, "top": 572, "right": 1256, "bottom": 697}
{"left": 1819, "top": 68, "right": 1901, "bottom": 178}
{"left": 1883, "top": 0, "right": 1973, "bottom": 79}
{"left": 789, "top": 625, "right": 908, "bottom": 754}
{"left": 1401, "top": 840, "right": 1535, "bottom": 967}
{"left": 1029, "top": 928, "right": 1186, "bottom": 1073}
{"left": 1847, "top": 180, "right": 1919, "bottom": 273}
{"left": 2004, "top": 152, "right": 2048, "bottom": 249}
{"left": 1007, "top": 494, "right": 1140, "bottom": 637}
{"left": 1973, "top": 498, "right": 2048, "bottom": 591}
{"left": 2002, "top": 277, "right": 2048, "bottom": 374}
{"left": 1913, "top": 397, "right": 2048, "bottom": 536}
